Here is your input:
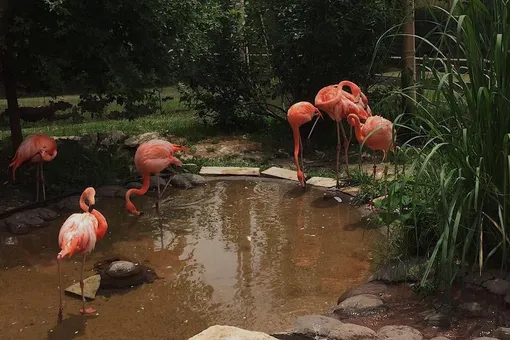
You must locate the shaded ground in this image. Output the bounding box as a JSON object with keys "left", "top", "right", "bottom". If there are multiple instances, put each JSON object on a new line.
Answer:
{"left": 337, "top": 282, "right": 508, "bottom": 339}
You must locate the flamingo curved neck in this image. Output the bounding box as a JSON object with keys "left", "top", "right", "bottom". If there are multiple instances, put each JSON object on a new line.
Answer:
{"left": 79, "top": 194, "right": 89, "bottom": 213}
{"left": 90, "top": 209, "right": 108, "bottom": 240}
{"left": 349, "top": 115, "right": 365, "bottom": 144}
{"left": 125, "top": 173, "right": 151, "bottom": 211}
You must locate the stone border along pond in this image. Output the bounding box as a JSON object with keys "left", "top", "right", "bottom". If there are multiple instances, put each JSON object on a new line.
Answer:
{"left": 2, "top": 165, "right": 510, "bottom": 339}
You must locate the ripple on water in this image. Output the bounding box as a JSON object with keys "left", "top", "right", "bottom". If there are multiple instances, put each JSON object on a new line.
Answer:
{"left": 161, "top": 181, "right": 227, "bottom": 210}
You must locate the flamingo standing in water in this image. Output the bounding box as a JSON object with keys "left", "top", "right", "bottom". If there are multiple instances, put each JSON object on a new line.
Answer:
{"left": 57, "top": 187, "right": 108, "bottom": 324}
{"left": 313, "top": 81, "right": 371, "bottom": 187}
{"left": 8, "top": 133, "right": 57, "bottom": 201}
{"left": 125, "top": 139, "right": 189, "bottom": 216}
{"left": 287, "top": 101, "right": 323, "bottom": 188}
{"left": 347, "top": 113, "right": 396, "bottom": 179}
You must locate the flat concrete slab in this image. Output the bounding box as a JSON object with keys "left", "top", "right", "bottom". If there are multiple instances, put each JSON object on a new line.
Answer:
{"left": 341, "top": 186, "right": 361, "bottom": 196}
{"left": 65, "top": 274, "right": 101, "bottom": 300}
{"left": 261, "top": 167, "right": 298, "bottom": 181}
{"left": 199, "top": 166, "right": 260, "bottom": 176}
{"left": 306, "top": 177, "right": 336, "bottom": 188}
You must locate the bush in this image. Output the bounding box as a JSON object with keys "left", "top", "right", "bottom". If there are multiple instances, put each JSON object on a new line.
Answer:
{"left": 375, "top": 0, "right": 510, "bottom": 292}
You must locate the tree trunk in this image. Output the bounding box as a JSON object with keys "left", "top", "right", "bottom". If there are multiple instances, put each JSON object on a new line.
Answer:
{"left": 400, "top": 0, "right": 416, "bottom": 142}
{"left": 0, "top": 0, "right": 22, "bottom": 149}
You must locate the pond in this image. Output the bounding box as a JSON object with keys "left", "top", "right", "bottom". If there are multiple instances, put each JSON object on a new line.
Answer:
{"left": 0, "top": 177, "right": 379, "bottom": 339}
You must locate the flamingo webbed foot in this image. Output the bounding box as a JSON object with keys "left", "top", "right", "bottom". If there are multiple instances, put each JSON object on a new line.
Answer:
{"left": 80, "top": 307, "right": 97, "bottom": 315}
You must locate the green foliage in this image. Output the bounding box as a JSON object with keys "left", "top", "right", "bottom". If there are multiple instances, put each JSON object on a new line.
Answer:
{"left": 374, "top": 0, "right": 510, "bottom": 290}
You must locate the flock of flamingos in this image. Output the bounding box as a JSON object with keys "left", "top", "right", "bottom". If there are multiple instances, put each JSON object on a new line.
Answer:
{"left": 5, "top": 79, "right": 394, "bottom": 325}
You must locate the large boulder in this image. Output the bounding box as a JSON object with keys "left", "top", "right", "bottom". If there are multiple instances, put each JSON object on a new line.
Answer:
{"left": 189, "top": 325, "right": 278, "bottom": 340}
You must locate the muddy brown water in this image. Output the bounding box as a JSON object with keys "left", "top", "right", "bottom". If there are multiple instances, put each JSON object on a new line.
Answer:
{"left": 0, "top": 178, "right": 379, "bottom": 340}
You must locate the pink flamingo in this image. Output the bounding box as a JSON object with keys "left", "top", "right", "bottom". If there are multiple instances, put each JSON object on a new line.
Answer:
{"left": 125, "top": 139, "right": 189, "bottom": 215}
{"left": 8, "top": 133, "right": 57, "bottom": 201}
{"left": 313, "top": 80, "right": 371, "bottom": 187}
{"left": 287, "top": 101, "right": 323, "bottom": 188}
{"left": 347, "top": 113, "right": 396, "bottom": 179}
{"left": 57, "top": 187, "right": 108, "bottom": 324}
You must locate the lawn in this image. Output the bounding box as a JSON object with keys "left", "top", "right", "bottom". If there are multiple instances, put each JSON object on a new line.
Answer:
{"left": 0, "top": 87, "right": 212, "bottom": 142}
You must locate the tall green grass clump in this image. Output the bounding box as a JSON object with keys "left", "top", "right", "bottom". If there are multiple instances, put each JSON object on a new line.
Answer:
{"left": 375, "top": 0, "right": 510, "bottom": 292}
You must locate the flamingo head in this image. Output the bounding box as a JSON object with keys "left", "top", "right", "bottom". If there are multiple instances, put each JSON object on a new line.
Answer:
{"left": 169, "top": 155, "right": 183, "bottom": 167}
{"left": 82, "top": 187, "right": 96, "bottom": 210}
{"left": 297, "top": 169, "right": 306, "bottom": 188}
{"left": 40, "top": 149, "right": 58, "bottom": 161}
{"left": 125, "top": 200, "right": 143, "bottom": 216}
{"left": 314, "top": 107, "right": 324, "bottom": 120}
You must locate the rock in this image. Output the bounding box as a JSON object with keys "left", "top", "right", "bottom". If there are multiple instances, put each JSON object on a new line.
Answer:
{"left": 328, "top": 323, "right": 377, "bottom": 340}
{"left": 114, "top": 187, "right": 128, "bottom": 198}
{"left": 464, "top": 271, "right": 494, "bottom": 286}
{"left": 505, "top": 291, "right": 510, "bottom": 305}
{"left": 460, "top": 302, "right": 484, "bottom": 316}
{"left": 94, "top": 257, "right": 159, "bottom": 289}
{"left": 333, "top": 294, "right": 385, "bottom": 318}
{"left": 483, "top": 278, "right": 510, "bottom": 295}
{"left": 79, "top": 133, "right": 98, "bottom": 149}
{"left": 493, "top": 327, "right": 510, "bottom": 340}
{"left": 270, "top": 333, "right": 311, "bottom": 340}
{"left": 188, "top": 325, "right": 278, "bottom": 340}
{"left": 64, "top": 274, "right": 101, "bottom": 300}
{"left": 150, "top": 176, "right": 166, "bottom": 189}
{"left": 124, "top": 132, "right": 161, "bottom": 148}
{"left": 126, "top": 182, "right": 143, "bottom": 189}
{"left": 52, "top": 195, "right": 81, "bottom": 210}
{"left": 96, "top": 185, "right": 124, "bottom": 197}
{"left": 430, "top": 337, "right": 450, "bottom": 340}
{"left": 424, "top": 310, "right": 450, "bottom": 328}
{"left": 170, "top": 173, "right": 206, "bottom": 189}
{"left": 471, "top": 338, "right": 499, "bottom": 340}
{"left": 292, "top": 314, "right": 343, "bottom": 337}
{"left": 7, "top": 223, "right": 30, "bottom": 235}
{"left": 98, "top": 130, "right": 127, "bottom": 147}
{"left": 377, "top": 325, "right": 423, "bottom": 340}
{"left": 4, "top": 211, "right": 45, "bottom": 228}
{"left": 337, "top": 282, "right": 388, "bottom": 304}
{"left": 368, "top": 258, "right": 431, "bottom": 283}
{"left": 32, "top": 208, "right": 58, "bottom": 221}
{"left": 106, "top": 261, "right": 141, "bottom": 278}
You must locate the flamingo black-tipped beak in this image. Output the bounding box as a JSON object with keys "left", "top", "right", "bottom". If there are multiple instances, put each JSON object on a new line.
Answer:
{"left": 88, "top": 205, "right": 95, "bottom": 213}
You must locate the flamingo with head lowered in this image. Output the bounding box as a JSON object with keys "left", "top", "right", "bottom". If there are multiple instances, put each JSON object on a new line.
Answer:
{"left": 287, "top": 101, "right": 323, "bottom": 188}
{"left": 9, "top": 133, "right": 58, "bottom": 201}
{"left": 57, "top": 187, "right": 107, "bottom": 324}
{"left": 312, "top": 80, "right": 371, "bottom": 188}
{"left": 347, "top": 113, "right": 396, "bottom": 179}
{"left": 125, "top": 139, "right": 189, "bottom": 216}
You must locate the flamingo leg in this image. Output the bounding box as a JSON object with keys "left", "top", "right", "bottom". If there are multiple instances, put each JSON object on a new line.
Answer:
{"left": 57, "top": 255, "right": 63, "bottom": 324}
{"left": 36, "top": 163, "right": 40, "bottom": 202}
{"left": 335, "top": 121, "right": 342, "bottom": 189}
{"left": 372, "top": 150, "right": 377, "bottom": 181}
{"left": 155, "top": 175, "right": 161, "bottom": 215}
{"left": 339, "top": 122, "right": 351, "bottom": 178}
{"left": 40, "top": 163, "right": 46, "bottom": 200}
{"left": 299, "top": 135, "right": 305, "bottom": 183}
{"left": 79, "top": 254, "right": 96, "bottom": 315}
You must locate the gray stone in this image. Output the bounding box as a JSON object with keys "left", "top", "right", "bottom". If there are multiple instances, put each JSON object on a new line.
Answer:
{"left": 471, "top": 338, "right": 499, "bottom": 340}
{"left": 114, "top": 187, "right": 128, "bottom": 198}
{"left": 430, "top": 337, "right": 450, "bottom": 340}
{"left": 493, "top": 327, "right": 510, "bottom": 340}
{"left": 150, "top": 176, "right": 166, "bottom": 189}
{"left": 7, "top": 223, "right": 30, "bottom": 235}
{"left": 292, "top": 314, "right": 343, "bottom": 337}
{"left": 124, "top": 132, "right": 161, "bottom": 148}
{"left": 337, "top": 282, "right": 388, "bottom": 304}
{"left": 79, "top": 133, "right": 98, "bottom": 149}
{"left": 333, "top": 294, "right": 385, "bottom": 317}
{"left": 377, "top": 325, "right": 423, "bottom": 340}
{"left": 460, "top": 302, "right": 484, "bottom": 316}
{"left": 52, "top": 195, "right": 81, "bottom": 210}
{"left": 65, "top": 274, "right": 101, "bottom": 300}
{"left": 189, "top": 325, "right": 278, "bottom": 339}
{"left": 32, "top": 208, "right": 58, "bottom": 220}
{"left": 328, "top": 323, "right": 377, "bottom": 340}
{"left": 170, "top": 173, "right": 206, "bottom": 189}
{"left": 126, "top": 182, "right": 143, "bottom": 189}
{"left": 464, "top": 271, "right": 494, "bottom": 286}
{"left": 368, "top": 258, "right": 431, "bottom": 283}
{"left": 106, "top": 261, "right": 141, "bottom": 278}
{"left": 483, "top": 278, "right": 510, "bottom": 295}
{"left": 99, "top": 130, "right": 127, "bottom": 147}
{"left": 96, "top": 185, "right": 123, "bottom": 197}
{"left": 4, "top": 211, "right": 45, "bottom": 228}
{"left": 424, "top": 310, "right": 450, "bottom": 328}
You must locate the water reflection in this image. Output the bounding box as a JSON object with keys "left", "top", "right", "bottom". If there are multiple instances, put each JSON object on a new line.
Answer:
{"left": 0, "top": 178, "right": 379, "bottom": 339}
